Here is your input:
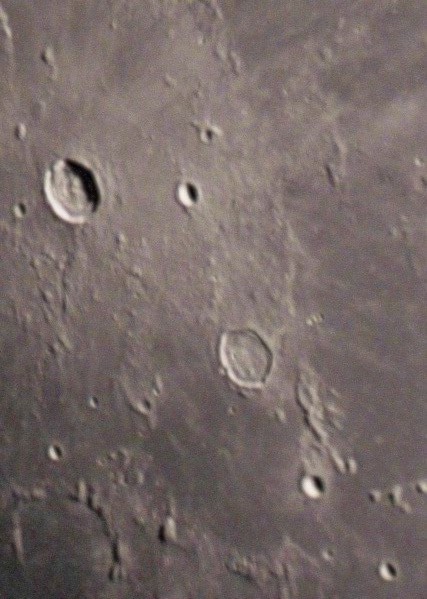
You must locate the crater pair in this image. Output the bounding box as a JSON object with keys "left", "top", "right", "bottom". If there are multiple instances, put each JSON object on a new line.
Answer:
{"left": 44, "top": 158, "right": 202, "bottom": 224}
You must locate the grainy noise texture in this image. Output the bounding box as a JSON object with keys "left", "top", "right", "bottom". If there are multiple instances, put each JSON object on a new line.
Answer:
{"left": 0, "top": 1, "right": 426, "bottom": 598}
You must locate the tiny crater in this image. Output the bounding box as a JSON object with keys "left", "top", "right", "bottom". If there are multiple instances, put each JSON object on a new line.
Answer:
{"left": 158, "top": 517, "right": 177, "bottom": 544}
{"left": 203, "top": 127, "right": 214, "bottom": 142}
{"left": 13, "top": 203, "right": 27, "bottom": 219}
{"left": 176, "top": 180, "right": 201, "bottom": 208}
{"left": 44, "top": 158, "right": 101, "bottom": 224}
{"left": 41, "top": 45, "right": 55, "bottom": 67}
{"left": 143, "top": 397, "right": 152, "bottom": 411}
{"left": 300, "top": 474, "right": 325, "bottom": 499}
{"left": 321, "top": 547, "right": 335, "bottom": 562}
{"left": 47, "top": 443, "right": 65, "bottom": 462}
{"left": 415, "top": 479, "right": 427, "bottom": 495}
{"left": 158, "top": 524, "right": 167, "bottom": 544}
{"left": 378, "top": 560, "right": 399, "bottom": 582}
{"left": 219, "top": 329, "right": 272, "bottom": 389}
{"left": 325, "top": 163, "right": 337, "bottom": 187}
{"left": 15, "top": 123, "right": 27, "bottom": 140}
{"left": 388, "top": 485, "right": 402, "bottom": 506}
{"left": 88, "top": 395, "right": 99, "bottom": 409}
{"left": 368, "top": 489, "right": 382, "bottom": 503}
{"left": 200, "top": 123, "right": 222, "bottom": 143}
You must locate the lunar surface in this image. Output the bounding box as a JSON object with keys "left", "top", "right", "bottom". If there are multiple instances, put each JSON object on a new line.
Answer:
{"left": 0, "top": 1, "right": 426, "bottom": 598}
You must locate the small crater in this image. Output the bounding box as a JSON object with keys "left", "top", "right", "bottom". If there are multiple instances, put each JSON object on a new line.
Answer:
{"left": 88, "top": 395, "right": 99, "bottom": 409}
{"left": 321, "top": 547, "right": 335, "bottom": 562}
{"left": 200, "top": 123, "right": 222, "bottom": 143}
{"left": 191, "top": 120, "right": 223, "bottom": 143}
{"left": 378, "top": 560, "right": 399, "bottom": 582}
{"left": 300, "top": 474, "right": 325, "bottom": 499}
{"left": 31, "top": 487, "right": 47, "bottom": 501}
{"left": 41, "top": 45, "right": 55, "bottom": 67}
{"left": 345, "top": 457, "right": 358, "bottom": 475}
{"left": 331, "top": 453, "right": 358, "bottom": 476}
{"left": 325, "top": 163, "right": 338, "bottom": 187}
{"left": 226, "top": 554, "right": 257, "bottom": 582}
{"left": 143, "top": 397, "right": 152, "bottom": 411}
{"left": 129, "top": 396, "right": 154, "bottom": 420}
{"left": 176, "top": 180, "right": 201, "bottom": 208}
{"left": 274, "top": 407, "right": 287, "bottom": 423}
{"left": 201, "top": 127, "right": 215, "bottom": 143}
{"left": 388, "top": 485, "right": 402, "bottom": 505}
{"left": 47, "top": 443, "right": 64, "bottom": 462}
{"left": 41, "top": 45, "right": 57, "bottom": 78}
{"left": 75, "top": 479, "right": 88, "bottom": 503}
{"left": 369, "top": 489, "right": 382, "bottom": 503}
{"left": 306, "top": 313, "right": 324, "bottom": 326}
{"left": 44, "top": 158, "right": 101, "bottom": 224}
{"left": 158, "top": 516, "right": 177, "bottom": 544}
{"left": 13, "top": 203, "right": 27, "bottom": 219}
{"left": 15, "top": 123, "right": 27, "bottom": 140}
{"left": 415, "top": 479, "right": 427, "bottom": 495}
{"left": 387, "top": 485, "right": 412, "bottom": 513}
{"left": 219, "top": 329, "right": 272, "bottom": 389}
